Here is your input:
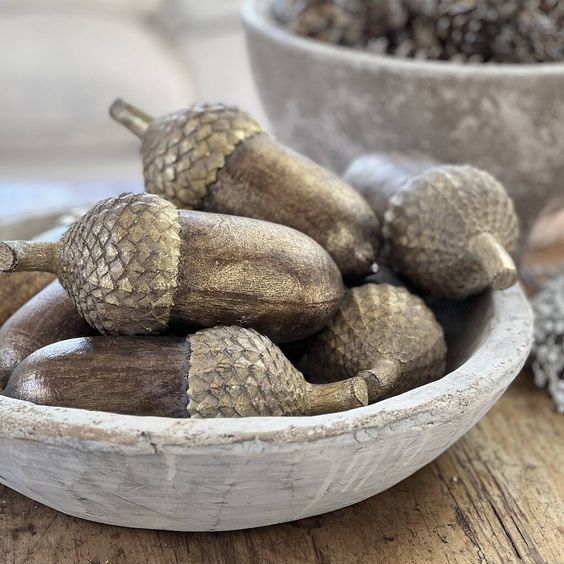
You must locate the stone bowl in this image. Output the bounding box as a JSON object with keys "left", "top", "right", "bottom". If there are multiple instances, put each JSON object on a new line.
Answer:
{"left": 0, "top": 211, "right": 533, "bottom": 531}
{"left": 243, "top": 0, "right": 564, "bottom": 245}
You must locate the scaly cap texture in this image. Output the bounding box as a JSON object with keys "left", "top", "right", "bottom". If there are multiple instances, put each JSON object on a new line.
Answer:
{"left": 186, "top": 326, "right": 308, "bottom": 418}
{"left": 384, "top": 166, "right": 519, "bottom": 298}
{"left": 59, "top": 193, "right": 181, "bottom": 335}
{"left": 141, "top": 104, "right": 263, "bottom": 209}
{"left": 302, "top": 284, "right": 447, "bottom": 398}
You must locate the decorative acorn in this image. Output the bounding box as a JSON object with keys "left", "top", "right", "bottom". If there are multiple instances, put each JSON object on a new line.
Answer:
{"left": 110, "top": 100, "right": 379, "bottom": 280}
{"left": 4, "top": 327, "right": 368, "bottom": 417}
{"left": 344, "top": 153, "right": 519, "bottom": 299}
{"left": 0, "top": 281, "right": 92, "bottom": 389}
{"left": 300, "top": 283, "right": 447, "bottom": 402}
{"left": 0, "top": 193, "right": 344, "bottom": 342}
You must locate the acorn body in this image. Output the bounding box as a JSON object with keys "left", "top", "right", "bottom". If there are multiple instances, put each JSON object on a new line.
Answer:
{"left": 345, "top": 154, "right": 519, "bottom": 299}
{"left": 300, "top": 284, "right": 447, "bottom": 402}
{"left": 0, "top": 271, "right": 54, "bottom": 327}
{"left": 110, "top": 100, "right": 379, "bottom": 280}
{"left": 0, "top": 193, "right": 344, "bottom": 342}
{"left": 4, "top": 327, "right": 368, "bottom": 417}
{"left": 0, "top": 281, "right": 92, "bottom": 389}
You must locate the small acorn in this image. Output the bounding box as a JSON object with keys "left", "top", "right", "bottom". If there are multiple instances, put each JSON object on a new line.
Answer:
{"left": 110, "top": 100, "right": 379, "bottom": 280}
{"left": 300, "top": 283, "right": 447, "bottom": 402}
{"left": 345, "top": 153, "right": 519, "bottom": 299}
{"left": 0, "top": 281, "right": 92, "bottom": 389}
{"left": 0, "top": 193, "right": 344, "bottom": 342}
{"left": 4, "top": 327, "right": 368, "bottom": 417}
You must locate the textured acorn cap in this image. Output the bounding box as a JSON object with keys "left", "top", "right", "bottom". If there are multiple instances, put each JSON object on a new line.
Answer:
{"left": 186, "top": 326, "right": 368, "bottom": 418}
{"left": 300, "top": 284, "right": 447, "bottom": 402}
{"left": 59, "top": 193, "right": 181, "bottom": 335}
{"left": 110, "top": 100, "right": 264, "bottom": 209}
{"left": 383, "top": 165, "right": 519, "bottom": 299}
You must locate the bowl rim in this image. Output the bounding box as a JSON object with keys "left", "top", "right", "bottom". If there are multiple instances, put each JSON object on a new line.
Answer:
{"left": 0, "top": 284, "right": 533, "bottom": 450}
{"left": 242, "top": 0, "right": 564, "bottom": 77}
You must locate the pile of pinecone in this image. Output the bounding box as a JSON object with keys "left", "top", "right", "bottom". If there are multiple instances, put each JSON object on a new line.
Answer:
{"left": 272, "top": 0, "right": 564, "bottom": 63}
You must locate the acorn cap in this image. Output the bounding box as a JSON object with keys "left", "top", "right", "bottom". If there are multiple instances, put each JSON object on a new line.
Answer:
{"left": 110, "top": 100, "right": 263, "bottom": 209}
{"left": 300, "top": 283, "right": 447, "bottom": 402}
{"left": 383, "top": 165, "right": 519, "bottom": 299}
{"left": 187, "top": 326, "right": 368, "bottom": 417}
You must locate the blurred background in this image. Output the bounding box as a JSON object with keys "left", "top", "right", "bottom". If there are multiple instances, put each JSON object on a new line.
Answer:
{"left": 0, "top": 0, "right": 265, "bottom": 214}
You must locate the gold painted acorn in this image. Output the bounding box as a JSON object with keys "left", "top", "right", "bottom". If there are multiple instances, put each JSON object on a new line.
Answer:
{"left": 0, "top": 193, "right": 344, "bottom": 342}
{"left": 300, "top": 283, "right": 447, "bottom": 402}
{"left": 110, "top": 99, "right": 379, "bottom": 280}
{"left": 345, "top": 154, "right": 519, "bottom": 299}
{"left": 4, "top": 327, "right": 368, "bottom": 417}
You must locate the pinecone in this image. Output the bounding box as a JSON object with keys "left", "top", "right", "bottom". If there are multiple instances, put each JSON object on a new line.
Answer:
{"left": 531, "top": 273, "right": 564, "bottom": 413}
{"left": 59, "top": 193, "right": 181, "bottom": 335}
{"left": 272, "top": 0, "right": 367, "bottom": 46}
{"left": 403, "top": 0, "right": 564, "bottom": 63}
{"left": 142, "top": 104, "right": 262, "bottom": 209}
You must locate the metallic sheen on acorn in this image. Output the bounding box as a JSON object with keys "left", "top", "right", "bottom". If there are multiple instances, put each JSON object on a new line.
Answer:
{"left": 345, "top": 153, "right": 519, "bottom": 299}
{"left": 300, "top": 283, "right": 447, "bottom": 402}
{"left": 4, "top": 327, "right": 368, "bottom": 418}
{"left": 110, "top": 99, "right": 380, "bottom": 280}
{"left": 0, "top": 193, "right": 344, "bottom": 342}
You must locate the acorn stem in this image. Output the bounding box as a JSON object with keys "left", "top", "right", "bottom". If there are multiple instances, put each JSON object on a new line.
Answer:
{"left": 468, "top": 232, "right": 517, "bottom": 291}
{"left": 304, "top": 377, "right": 368, "bottom": 415}
{"left": 110, "top": 99, "right": 153, "bottom": 138}
{"left": 0, "top": 241, "right": 61, "bottom": 274}
{"left": 358, "top": 358, "right": 400, "bottom": 402}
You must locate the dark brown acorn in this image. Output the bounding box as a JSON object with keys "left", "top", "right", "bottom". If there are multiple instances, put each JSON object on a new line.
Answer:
{"left": 4, "top": 327, "right": 368, "bottom": 417}
{"left": 110, "top": 100, "right": 379, "bottom": 280}
{"left": 0, "top": 193, "right": 344, "bottom": 342}
{"left": 0, "top": 281, "right": 92, "bottom": 390}
{"left": 344, "top": 153, "right": 519, "bottom": 299}
{"left": 0, "top": 271, "right": 54, "bottom": 327}
{"left": 300, "top": 283, "right": 447, "bottom": 402}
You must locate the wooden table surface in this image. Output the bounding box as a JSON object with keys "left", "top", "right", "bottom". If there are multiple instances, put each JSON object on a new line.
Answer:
{"left": 0, "top": 188, "right": 563, "bottom": 563}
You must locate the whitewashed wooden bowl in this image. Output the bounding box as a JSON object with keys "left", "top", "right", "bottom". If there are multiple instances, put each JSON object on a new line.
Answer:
{"left": 0, "top": 211, "right": 533, "bottom": 531}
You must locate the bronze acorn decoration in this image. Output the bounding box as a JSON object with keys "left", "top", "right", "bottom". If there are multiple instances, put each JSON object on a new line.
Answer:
{"left": 4, "top": 327, "right": 368, "bottom": 418}
{"left": 0, "top": 281, "right": 92, "bottom": 389}
{"left": 0, "top": 193, "right": 344, "bottom": 342}
{"left": 345, "top": 154, "right": 519, "bottom": 299}
{"left": 110, "top": 99, "right": 379, "bottom": 280}
{"left": 300, "top": 283, "right": 447, "bottom": 402}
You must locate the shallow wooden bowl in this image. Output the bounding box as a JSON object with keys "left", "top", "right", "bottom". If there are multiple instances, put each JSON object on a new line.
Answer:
{"left": 0, "top": 211, "right": 533, "bottom": 531}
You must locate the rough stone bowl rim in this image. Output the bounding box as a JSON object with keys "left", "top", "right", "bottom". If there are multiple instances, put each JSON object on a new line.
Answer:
{"left": 243, "top": 0, "right": 564, "bottom": 77}
{"left": 0, "top": 211, "right": 534, "bottom": 453}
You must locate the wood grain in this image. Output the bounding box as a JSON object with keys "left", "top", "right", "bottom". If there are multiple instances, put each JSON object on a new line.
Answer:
{"left": 0, "top": 372, "right": 560, "bottom": 564}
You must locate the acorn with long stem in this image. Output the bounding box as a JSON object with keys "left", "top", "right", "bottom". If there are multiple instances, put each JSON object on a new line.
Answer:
{"left": 110, "top": 99, "right": 380, "bottom": 280}
{"left": 344, "top": 152, "right": 519, "bottom": 299}
{"left": 0, "top": 193, "right": 344, "bottom": 342}
{"left": 300, "top": 283, "right": 447, "bottom": 403}
{"left": 4, "top": 327, "right": 368, "bottom": 418}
